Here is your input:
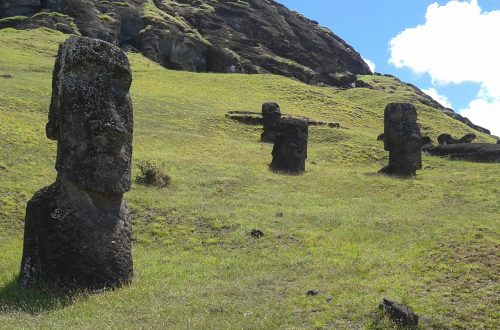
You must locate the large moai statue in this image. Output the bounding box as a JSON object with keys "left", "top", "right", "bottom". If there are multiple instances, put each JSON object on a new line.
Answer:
{"left": 380, "top": 103, "right": 422, "bottom": 177}
{"left": 270, "top": 117, "right": 308, "bottom": 173}
{"left": 20, "top": 36, "right": 134, "bottom": 290}
{"left": 261, "top": 102, "right": 282, "bottom": 143}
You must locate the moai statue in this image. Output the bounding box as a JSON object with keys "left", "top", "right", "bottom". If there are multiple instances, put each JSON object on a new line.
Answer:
{"left": 20, "top": 36, "right": 134, "bottom": 290}
{"left": 261, "top": 102, "right": 281, "bottom": 143}
{"left": 380, "top": 103, "right": 422, "bottom": 177}
{"left": 270, "top": 117, "right": 308, "bottom": 173}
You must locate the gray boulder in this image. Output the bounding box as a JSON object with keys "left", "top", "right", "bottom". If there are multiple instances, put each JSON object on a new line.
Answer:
{"left": 20, "top": 36, "right": 134, "bottom": 291}
{"left": 380, "top": 103, "right": 422, "bottom": 177}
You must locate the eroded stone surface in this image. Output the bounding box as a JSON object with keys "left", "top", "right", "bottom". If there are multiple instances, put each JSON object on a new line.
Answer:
{"left": 261, "top": 102, "right": 281, "bottom": 143}
{"left": 428, "top": 143, "right": 500, "bottom": 163}
{"left": 20, "top": 36, "right": 134, "bottom": 290}
{"left": 438, "top": 133, "right": 477, "bottom": 145}
{"left": 380, "top": 299, "right": 420, "bottom": 327}
{"left": 270, "top": 117, "right": 308, "bottom": 173}
{"left": 380, "top": 103, "right": 422, "bottom": 177}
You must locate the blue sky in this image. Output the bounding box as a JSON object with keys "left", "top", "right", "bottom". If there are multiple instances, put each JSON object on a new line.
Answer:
{"left": 278, "top": 0, "right": 500, "bottom": 135}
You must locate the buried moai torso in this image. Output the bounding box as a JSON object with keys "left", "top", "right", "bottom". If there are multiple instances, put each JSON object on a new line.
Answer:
{"left": 261, "top": 102, "right": 281, "bottom": 143}
{"left": 20, "top": 36, "right": 134, "bottom": 290}
{"left": 270, "top": 117, "right": 308, "bottom": 173}
{"left": 380, "top": 103, "right": 422, "bottom": 177}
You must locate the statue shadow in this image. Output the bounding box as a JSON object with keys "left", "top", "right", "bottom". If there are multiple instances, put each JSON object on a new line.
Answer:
{"left": 0, "top": 277, "right": 83, "bottom": 315}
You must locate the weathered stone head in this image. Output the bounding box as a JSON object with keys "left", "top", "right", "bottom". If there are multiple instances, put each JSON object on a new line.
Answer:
{"left": 20, "top": 36, "right": 134, "bottom": 291}
{"left": 270, "top": 117, "right": 308, "bottom": 173}
{"left": 381, "top": 103, "right": 422, "bottom": 176}
{"left": 261, "top": 102, "right": 281, "bottom": 143}
{"left": 46, "top": 36, "right": 133, "bottom": 194}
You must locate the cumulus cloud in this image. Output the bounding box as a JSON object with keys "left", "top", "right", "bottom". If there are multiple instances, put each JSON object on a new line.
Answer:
{"left": 461, "top": 98, "right": 500, "bottom": 136}
{"left": 389, "top": 0, "right": 500, "bottom": 135}
{"left": 362, "top": 57, "right": 376, "bottom": 73}
{"left": 422, "top": 88, "right": 453, "bottom": 109}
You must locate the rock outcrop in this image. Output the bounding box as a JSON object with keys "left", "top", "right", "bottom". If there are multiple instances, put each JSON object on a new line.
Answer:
{"left": 0, "top": 0, "right": 41, "bottom": 18}
{"left": 270, "top": 117, "right": 308, "bottom": 173}
{"left": 380, "top": 103, "right": 422, "bottom": 177}
{"left": 20, "top": 36, "right": 134, "bottom": 290}
{"left": 0, "top": 0, "right": 371, "bottom": 86}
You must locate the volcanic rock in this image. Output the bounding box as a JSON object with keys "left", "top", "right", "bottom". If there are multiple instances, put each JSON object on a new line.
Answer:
{"left": 380, "top": 103, "right": 422, "bottom": 177}
{"left": 261, "top": 102, "right": 281, "bottom": 143}
{"left": 428, "top": 143, "right": 500, "bottom": 163}
{"left": 380, "top": 299, "right": 419, "bottom": 327}
{"left": 1, "top": 0, "right": 371, "bottom": 86}
{"left": 270, "top": 117, "right": 308, "bottom": 173}
{"left": 20, "top": 36, "right": 134, "bottom": 290}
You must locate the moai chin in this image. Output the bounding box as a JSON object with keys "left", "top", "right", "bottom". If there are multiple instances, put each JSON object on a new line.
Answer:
{"left": 20, "top": 36, "right": 134, "bottom": 290}
{"left": 270, "top": 117, "right": 308, "bottom": 173}
{"left": 261, "top": 102, "right": 281, "bottom": 143}
{"left": 380, "top": 103, "right": 422, "bottom": 177}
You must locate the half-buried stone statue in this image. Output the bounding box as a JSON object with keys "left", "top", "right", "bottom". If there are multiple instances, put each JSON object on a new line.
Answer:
{"left": 380, "top": 103, "right": 422, "bottom": 177}
{"left": 270, "top": 117, "right": 308, "bottom": 173}
{"left": 20, "top": 36, "right": 134, "bottom": 290}
{"left": 261, "top": 102, "right": 282, "bottom": 143}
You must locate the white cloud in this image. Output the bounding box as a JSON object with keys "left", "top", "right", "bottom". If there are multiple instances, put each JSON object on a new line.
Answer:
{"left": 389, "top": 0, "right": 500, "bottom": 136}
{"left": 362, "top": 57, "right": 376, "bottom": 73}
{"left": 422, "top": 88, "right": 453, "bottom": 109}
{"left": 461, "top": 98, "right": 500, "bottom": 136}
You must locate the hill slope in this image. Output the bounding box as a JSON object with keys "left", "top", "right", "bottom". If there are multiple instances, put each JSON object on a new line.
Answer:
{"left": 0, "top": 29, "right": 498, "bottom": 329}
{"left": 0, "top": 0, "right": 371, "bottom": 85}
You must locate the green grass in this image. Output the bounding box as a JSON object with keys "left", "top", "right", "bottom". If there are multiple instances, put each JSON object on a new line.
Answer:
{"left": 0, "top": 28, "right": 498, "bottom": 329}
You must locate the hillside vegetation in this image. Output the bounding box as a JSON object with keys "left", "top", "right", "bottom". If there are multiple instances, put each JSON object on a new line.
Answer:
{"left": 0, "top": 28, "right": 498, "bottom": 329}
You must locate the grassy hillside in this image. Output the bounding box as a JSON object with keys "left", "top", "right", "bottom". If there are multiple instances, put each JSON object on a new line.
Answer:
{"left": 0, "top": 28, "right": 498, "bottom": 329}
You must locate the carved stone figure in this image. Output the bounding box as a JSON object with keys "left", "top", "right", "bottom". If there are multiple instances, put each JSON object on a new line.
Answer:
{"left": 438, "top": 132, "right": 477, "bottom": 145}
{"left": 380, "top": 103, "right": 422, "bottom": 177}
{"left": 270, "top": 117, "right": 308, "bottom": 173}
{"left": 20, "top": 36, "right": 134, "bottom": 290}
{"left": 261, "top": 102, "right": 282, "bottom": 143}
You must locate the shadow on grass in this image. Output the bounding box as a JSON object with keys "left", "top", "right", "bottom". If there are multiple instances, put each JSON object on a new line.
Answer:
{"left": 0, "top": 277, "right": 82, "bottom": 315}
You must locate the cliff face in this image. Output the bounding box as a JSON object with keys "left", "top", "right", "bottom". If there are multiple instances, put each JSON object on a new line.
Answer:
{"left": 0, "top": 0, "right": 372, "bottom": 85}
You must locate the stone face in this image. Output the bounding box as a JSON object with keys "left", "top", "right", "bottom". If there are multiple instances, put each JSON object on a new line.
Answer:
{"left": 261, "top": 102, "right": 281, "bottom": 143}
{"left": 380, "top": 103, "right": 422, "bottom": 177}
{"left": 458, "top": 133, "right": 476, "bottom": 144}
{"left": 438, "top": 133, "right": 477, "bottom": 145}
{"left": 270, "top": 117, "right": 308, "bottom": 173}
{"left": 20, "top": 36, "right": 134, "bottom": 290}
{"left": 438, "top": 133, "right": 455, "bottom": 145}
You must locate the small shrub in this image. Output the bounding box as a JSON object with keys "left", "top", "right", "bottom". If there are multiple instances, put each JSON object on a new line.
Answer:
{"left": 136, "top": 160, "right": 171, "bottom": 187}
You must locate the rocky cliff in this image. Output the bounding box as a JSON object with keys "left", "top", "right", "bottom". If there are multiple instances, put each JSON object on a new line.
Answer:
{"left": 0, "top": 0, "right": 491, "bottom": 134}
{"left": 0, "top": 0, "right": 371, "bottom": 85}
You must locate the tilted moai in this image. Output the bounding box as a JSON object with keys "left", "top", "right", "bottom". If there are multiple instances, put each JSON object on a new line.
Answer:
{"left": 261, "top": 102, "right": 282, "bottom": 143}
{"left": 20, "top": 36, "right": 134, "bottom": 290}
{"left": 380, "top": 103, "right": 422, "bottom": 177}
{"left": 270, "top": 117, "right": 308, "bottom": 173}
